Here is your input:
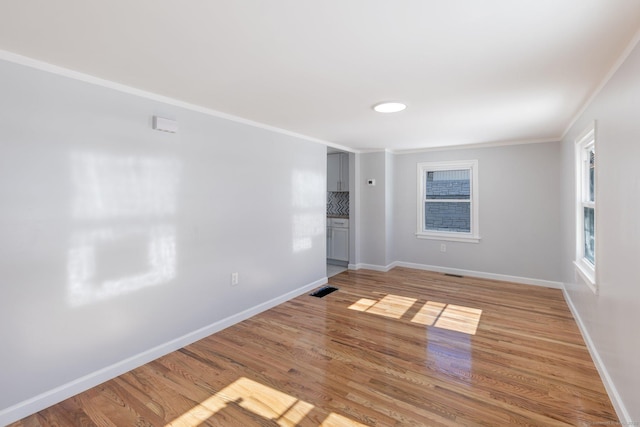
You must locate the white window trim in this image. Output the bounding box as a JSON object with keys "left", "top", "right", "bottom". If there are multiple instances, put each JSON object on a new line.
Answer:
{"left": 574, "top": 121, "right": 597, "bottom": 294}
{"left": 416, "top": 160, "right": 480, "bottom": 243}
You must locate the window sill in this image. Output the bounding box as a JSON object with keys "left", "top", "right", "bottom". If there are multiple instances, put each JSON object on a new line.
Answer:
{"left": 574, "top": 260, "right": 598, "bottom": 295}
{"left": 415, "top": 233, "right": 481, "bottom": 243}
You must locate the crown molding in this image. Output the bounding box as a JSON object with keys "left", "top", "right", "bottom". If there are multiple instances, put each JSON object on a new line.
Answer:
{"left": 0, "top": 49, "right": 335, "bottom": 148}
{"left": 387, "top": 136, "right": 561, "bottom": 155}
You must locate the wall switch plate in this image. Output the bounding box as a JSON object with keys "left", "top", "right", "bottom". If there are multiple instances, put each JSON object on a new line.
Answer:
{"left": 440, "top": 243, "right": 446, "bottom": 252}
{"left": 367, "top": 178, "right": 376, "bottom": 186}
{"left": 231, "top": 272, "right": 239, "bottom": 286}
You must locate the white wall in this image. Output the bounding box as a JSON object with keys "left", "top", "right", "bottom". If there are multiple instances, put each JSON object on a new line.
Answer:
{"left": 392, "top": 143, "right": 561, "bottom": 282}
{"left": 0, "top": 58, "right": 327, "bottom": 423}
{"left": 385, "top": 151, "right": 396, "bottom": 265}
{"left": 560, "top": 40, "right": 640, "bottom": 422}
{"left": 357, "top": 152, "right": 393, "bottom": 268}
{"left": 348, "top": 152, "right": 359, "bottom": 264}
{"left": 355, "top": 143, "right": 562, "bottom": 283}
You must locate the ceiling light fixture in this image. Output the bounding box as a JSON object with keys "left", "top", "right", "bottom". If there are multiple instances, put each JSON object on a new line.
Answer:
{"left": 373, "top": 102, "right": 407, "bottom": 113}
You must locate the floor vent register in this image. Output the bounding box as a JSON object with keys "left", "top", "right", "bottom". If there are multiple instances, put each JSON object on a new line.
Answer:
{"left": 310, "top": 286, "right": 339, "bottom": 298}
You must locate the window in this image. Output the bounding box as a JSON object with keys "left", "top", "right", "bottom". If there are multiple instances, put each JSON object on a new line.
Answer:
{"left": 575, "top": 122, "right": 597, "bottom": 293}
{"left": 416, "top": 160, "right": 479, "bottom": 242}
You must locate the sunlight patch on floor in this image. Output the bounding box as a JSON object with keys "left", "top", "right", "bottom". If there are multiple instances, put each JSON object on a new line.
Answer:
{"left": 349, "top": 295, "right": 482, "bottom": 335}
{"left": 348, "top": 298, "right": 377, "bottom": 311}
{"left": 366, "top": 294, "right": 417, "bottom": 319}
{"left": 166, "top": 376, "right": 367, "bottom": 426}
{"left": 411, "top": 300, "right": 447, "bottom": 325}
{"left": 433, "top": 304, "right": 482, "bottom": 335}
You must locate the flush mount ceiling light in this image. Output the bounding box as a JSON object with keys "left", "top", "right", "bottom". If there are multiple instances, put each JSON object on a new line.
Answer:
{"left": 373, "top": 102, "right": 407, "bottom": 113}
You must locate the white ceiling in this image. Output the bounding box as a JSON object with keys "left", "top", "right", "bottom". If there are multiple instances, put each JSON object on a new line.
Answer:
{"left": 1, "top": 1, "right": 639, "bottom": 152}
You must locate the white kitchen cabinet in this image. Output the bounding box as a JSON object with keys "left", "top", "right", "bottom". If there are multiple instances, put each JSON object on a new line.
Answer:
{"left": 327, "top": 218, "right": 349, "bottom": 261}
{"left": 327, "top": 153, "right": 349, "bottom": 192}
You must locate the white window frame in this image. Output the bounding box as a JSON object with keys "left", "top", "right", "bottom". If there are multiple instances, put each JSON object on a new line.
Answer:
{"left": 416, "top": 160, "right": 480, "bottom": 243}
{"left": 574, "top": 122, "right": 597, "bottom": 294}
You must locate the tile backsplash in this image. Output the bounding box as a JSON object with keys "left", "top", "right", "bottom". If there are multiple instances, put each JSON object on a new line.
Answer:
{"left": 327, "top": 192, "right": 349, "bottom": 216}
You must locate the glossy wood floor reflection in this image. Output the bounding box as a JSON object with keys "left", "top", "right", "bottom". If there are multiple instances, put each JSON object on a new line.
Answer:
{"left": 12, "top": 268, "right": 618, "bottom": 426}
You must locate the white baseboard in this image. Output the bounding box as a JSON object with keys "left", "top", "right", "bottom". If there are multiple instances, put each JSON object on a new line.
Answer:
{"left": 349, "top": 262, "right": 396, "bottom": 272}
{"left": 0, "top": 277, "right": 327, "bottom": 426}
{"left": 352, "top": 260, "right": 563, "bottom": 289}
{"left": 562, "top": 286, "right": 631, "bottom": 423}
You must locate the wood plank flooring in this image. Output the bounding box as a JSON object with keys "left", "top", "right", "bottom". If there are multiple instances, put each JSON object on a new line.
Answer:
{"left": 10, "top": 268, "right": 618, "bottom": 426}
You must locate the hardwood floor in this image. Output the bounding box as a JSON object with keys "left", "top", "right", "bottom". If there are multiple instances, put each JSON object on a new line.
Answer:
{"left": 10, "top": 268, "right": 618, "bottom": 426}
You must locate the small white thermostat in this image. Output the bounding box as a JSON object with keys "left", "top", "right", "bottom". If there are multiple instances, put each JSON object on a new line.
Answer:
{"left": 367, "top": 179, "right": 376, "bottom": 186}
{"left": 152, "top": 116, "right": 178, "bottom": 133}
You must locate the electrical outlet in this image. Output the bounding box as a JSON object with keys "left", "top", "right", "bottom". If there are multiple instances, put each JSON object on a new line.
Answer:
{"left": 231, "top": 272, "right": 239, "bottom": 286}
{"left": 440, "top": 243, "right": 446, "bottom": 253}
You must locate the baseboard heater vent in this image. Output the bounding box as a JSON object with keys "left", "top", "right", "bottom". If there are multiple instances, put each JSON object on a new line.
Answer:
{"left": 444, "top": 273, "right": 464, "bottom": 278}
{"left": 310, "top": 286, "right": 339, "bottom": 298}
